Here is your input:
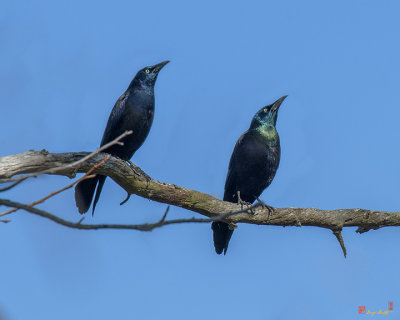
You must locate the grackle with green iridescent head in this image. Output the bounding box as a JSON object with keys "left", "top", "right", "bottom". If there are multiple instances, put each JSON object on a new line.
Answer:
{"left": 212, "top": 95, "right": 287, "bottom": 255}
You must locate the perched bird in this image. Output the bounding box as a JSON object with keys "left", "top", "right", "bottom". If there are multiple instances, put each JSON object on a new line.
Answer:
{"left": 75, "top": 61, "right": 169, "bottom": 214}
{"left": 212, "top": 95, "right": 287, "bottom": 255}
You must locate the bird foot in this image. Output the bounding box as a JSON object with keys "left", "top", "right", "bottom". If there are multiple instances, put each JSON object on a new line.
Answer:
{"left": 238, "top": 199, "right": 253, "bottom": 208}
{"left": 126, "top": 160, "right": 141, "bottom": 175}
{"left": 228, "top": 223, "right": 238, "bottom": 231}
{"left": 126, "top": 160, "right": 152, "bottom": 182}
{"left": 256, "top": 197, "right": 274, "bottom": 219}
{"left": 236, "top": 191, "right": 253, "bottom": 211}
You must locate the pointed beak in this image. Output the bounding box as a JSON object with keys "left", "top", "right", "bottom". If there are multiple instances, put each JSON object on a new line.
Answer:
{"left": 271, "top": 95, "right": 288, "bottom": 112}
{"left": 152, "top": 60, "right": 170, "bottom": 73}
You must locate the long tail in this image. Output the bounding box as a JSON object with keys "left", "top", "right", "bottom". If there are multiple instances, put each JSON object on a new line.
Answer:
{"left": 74, "top": 175, "right": 106, "bottom": 215}
{"left": 211, "top": 221, "right": 234, "bottom": 255}
{"left": 91, "top": 175, "right": 106, "bottom": 215}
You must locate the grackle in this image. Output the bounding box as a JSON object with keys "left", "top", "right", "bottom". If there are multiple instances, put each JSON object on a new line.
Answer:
{"left": 212, "top": 95, "right": 287, "bottom": 254}
{"left": 75, "top": 61, "right": 169, "bottom": 214}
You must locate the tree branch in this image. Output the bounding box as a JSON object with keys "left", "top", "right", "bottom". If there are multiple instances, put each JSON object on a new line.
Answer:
{"left": 1, "top": 150, "right": 399, "bottom": 235}
{"left": 0, "top": 200, "right": 211, "bottom": 231}
{"left": 0, "top": 157, "right": 109, "bottom": 217}
{"left": 0, "top": 130, "right": 132, "bottom": 184}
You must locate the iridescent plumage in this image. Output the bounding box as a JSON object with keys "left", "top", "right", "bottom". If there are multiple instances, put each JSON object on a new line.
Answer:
{"left": 212, "top": 95, "right": 287, "bottom": 254}
{"left": 75, "top": 61, "right": 169, "bottom": 214}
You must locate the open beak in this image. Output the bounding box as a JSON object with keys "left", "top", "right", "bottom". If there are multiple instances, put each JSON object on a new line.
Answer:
{"left": 152, "top": 60, "right": 170, "bottom": 73}
{"left": 271, "top": 95, "right": 288, "bottom": 112}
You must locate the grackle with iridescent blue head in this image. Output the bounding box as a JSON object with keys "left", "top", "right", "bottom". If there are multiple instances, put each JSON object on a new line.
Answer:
{"left": 212, "top": 95, "right": 287, "bottom": 254}
{"left": 75, "top": 60, "right": 169, "bottom": 214}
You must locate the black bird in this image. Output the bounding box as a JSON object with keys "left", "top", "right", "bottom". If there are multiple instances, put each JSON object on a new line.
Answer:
{"left": 75, "top": 61, "right": 169, "bottom": 214}
{"left": 212, "top": 95, "right": 287, "bottom": 254}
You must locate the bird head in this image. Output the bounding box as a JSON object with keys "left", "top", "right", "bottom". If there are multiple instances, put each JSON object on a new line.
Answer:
{"left": 134, "top": 60, "right": 170, "bottom": 88}
{"left": 250, "top": 95, "right": 287, "bottom": 129}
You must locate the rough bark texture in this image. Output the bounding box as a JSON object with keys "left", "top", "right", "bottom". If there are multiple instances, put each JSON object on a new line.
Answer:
{"left": 1, "top": 150, "right": 399, "bottom": 233}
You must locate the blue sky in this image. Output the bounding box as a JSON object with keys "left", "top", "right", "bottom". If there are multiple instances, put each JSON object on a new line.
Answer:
{"left": 1, "top": 0, "right": 400, "bottom": 319}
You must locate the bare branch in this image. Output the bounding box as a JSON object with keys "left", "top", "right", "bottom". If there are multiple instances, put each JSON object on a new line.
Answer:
{"left": 1, "top": 150, "right": 400, "bottom": 234}
{"left": 0, "top": 180, "right": 24, "bottom": 192}
{"left": 0, "top": 130, "right": 132, "bottom": 183}
{"left": 0, "top": 157, "right": 109, "bottom": 217}
{"left": 0, "top": 199, "right": 210, "bottom": 231}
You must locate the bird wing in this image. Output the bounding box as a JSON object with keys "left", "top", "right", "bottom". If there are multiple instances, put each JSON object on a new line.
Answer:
{"left": 100, "top": 92, "right": 129, "bottom": 146}
{"left": 223, "top": 131, "right": 248, "bottom": 202}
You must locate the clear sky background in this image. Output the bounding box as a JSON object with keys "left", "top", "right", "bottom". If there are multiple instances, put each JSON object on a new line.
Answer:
{"left": 1, "top": 0, "right": 399, "bottom": 319}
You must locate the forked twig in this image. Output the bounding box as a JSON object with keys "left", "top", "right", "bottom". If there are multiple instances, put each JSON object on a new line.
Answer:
{"left": 0, "top": 157, "right": 110, "bottom": 217}
{"left": 0, "top": 130, "right": 132, "bottom": 184}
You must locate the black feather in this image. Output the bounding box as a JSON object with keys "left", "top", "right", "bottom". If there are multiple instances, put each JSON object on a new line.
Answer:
{"left": 212, "top": 95, "right": 287, "bottom": 254}
{"left": 74, "top": 61, "right": 169, "bottom": 214}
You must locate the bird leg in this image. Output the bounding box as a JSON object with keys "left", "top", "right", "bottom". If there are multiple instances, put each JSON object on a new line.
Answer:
{"left": 228, "top": 223, "right": 238, "bottom": 230}
{"left": 236, "top": 191, "right": 253, "bottom": 211}
{"left": 256, "top": 197, "right": 274, "bottom": 219}
{"left": 126, "top": 160, "right": 152, "bottom": 183}
{"left": 126, "top": 160, "right": 142, "bottom": 176}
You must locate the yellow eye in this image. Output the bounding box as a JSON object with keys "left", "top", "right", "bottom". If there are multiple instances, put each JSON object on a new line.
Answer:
{"left": 263, "top": 108, "right": 268, "bottom": 112}
{"left": 145, "top": 69, "right": 150, "bottom": 74}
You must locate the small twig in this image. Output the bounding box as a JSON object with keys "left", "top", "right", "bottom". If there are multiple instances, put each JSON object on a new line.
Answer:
{"left": 76, "top": 217, "right": 85, "bottom": 225}
{"left": 0, "top": 180, "right": 24, "bottom": 192}
{"left": 0, "top": 199, "right": 210, "bottom": 231}
{"left": 0, "top": 196, "right": 262, "bottom": 232}
{"left": 0, "top": 130, "right": 132, "bottom": 184}
{"left": 120, "top": 192, "right": 131, "bottom": 206}
{"left": 0, "top": 157, "right": 109, "bottom": 217}
{"left": 332, "top": 229, "right": 347, "bottom": 258}
{"left": 159, "top": 206, "right": 170, "bottom": 223}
